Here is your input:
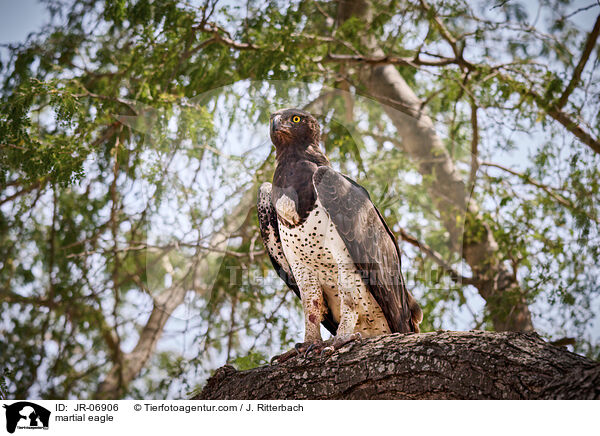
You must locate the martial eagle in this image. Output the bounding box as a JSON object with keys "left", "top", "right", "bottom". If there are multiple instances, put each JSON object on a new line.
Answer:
{"left": 257, "top": 109, "right": 422, "bottom": 362}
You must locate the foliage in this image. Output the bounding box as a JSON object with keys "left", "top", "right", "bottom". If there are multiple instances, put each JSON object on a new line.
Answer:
{"left": 0, "top": 0, "right": 598, "bottom": 399}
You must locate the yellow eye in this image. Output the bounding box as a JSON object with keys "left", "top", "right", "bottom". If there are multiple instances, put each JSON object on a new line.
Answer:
{"left": 292, "top": 115, "right": 301, "bottom": 123}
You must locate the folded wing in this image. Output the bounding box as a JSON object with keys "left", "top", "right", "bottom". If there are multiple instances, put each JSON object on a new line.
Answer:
{"left": 312, "top": 167, "right": 422, "bottom": 333}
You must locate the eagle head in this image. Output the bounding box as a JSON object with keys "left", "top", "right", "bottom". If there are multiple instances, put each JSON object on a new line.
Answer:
{"left": 270, "top": 108, "right": 320, "bottom": 148}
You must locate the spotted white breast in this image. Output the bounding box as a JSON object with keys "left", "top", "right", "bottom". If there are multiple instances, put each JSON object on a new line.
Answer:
{"left": 275, "top": 195, "right": 391, "bottom": 337}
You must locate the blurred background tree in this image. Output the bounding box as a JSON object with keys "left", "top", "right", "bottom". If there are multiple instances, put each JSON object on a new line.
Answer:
{"left": 0, "top": 0, "right": 598, "bottom": 399}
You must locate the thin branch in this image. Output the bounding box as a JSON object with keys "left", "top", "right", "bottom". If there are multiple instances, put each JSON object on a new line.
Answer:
{"left": 313, "top": 0, "right": 334, "bottom": 22}
{"left": 417, "top": 0, "right": 475, "bottom": 71}
{"left": 480, "top": 161, "right": 600, "bottom": 224}
{"left": 325, "top": 52, "right": 456, "bottom": 68}
{"left": 94, "top": 284, "right": 187, "bottom": 399}
{"left": 468, "top": 101, "right": 479, "bottom": 190}
{"left": 109, "top": 127, "right": 124, "bottom": 393}
{"left": 495, "top": 70, "right": 600, "bottom": 154}
{"left": 0, "top": 177, "right": 48, "bottom": 206}
{"left": 555, "top": 13, "right": 600, "bottom": 109}
{"left": 564, "top": 3, "right": 598, "bottom": 19}
{"left": 397, "top": 228, "right": 478, "bottom": 286}
{"left": 193, "top": 22, "right": 260, "bottom": 50}
{"left": 418, "top": 0, "right": 459, "bottom": 58}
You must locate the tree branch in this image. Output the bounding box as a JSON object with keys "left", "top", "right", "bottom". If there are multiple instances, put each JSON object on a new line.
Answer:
{"left": 325, "top": 52, "right": 456, "bottom": 67}
{"left": 193, "top": 22, "right": 260, "bottom": 50}
{"left": 397, "top": 228, "right": 478, "bottom": 286}
{"left": 194, "top": 331, "right": 600, "bottom": 400}
{"left": 495, "top": 71, "right": 600, "bottom": 154}
{"left": 555, "top": 13, "right": 600, "bottom": 109}
{"left": 545, "top": 103, "right": 600, "bottom": 154}
{"left": 418, "top": 0, "right": 460, "bottom": 58}
{"left": 480, "top": 161, "right": 600, "bottom": 224}
{"left": 0, "top": 177, "right": 47, "bottom": 206}
{"left": 94, "top": 285, "right": 187, "bottom": 399}
{"left": 468, "top": 101, "right": 479, "bottom": 190}
{"left": 417, "top": 0, "right": 473, "bottom": 70}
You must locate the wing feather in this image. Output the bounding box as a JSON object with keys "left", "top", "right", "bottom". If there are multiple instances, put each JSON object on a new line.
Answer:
{"left": 312, "top": 167, "right": 422, "bottom": 333}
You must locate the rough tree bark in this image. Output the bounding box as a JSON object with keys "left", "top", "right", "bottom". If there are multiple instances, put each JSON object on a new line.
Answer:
{"left": 337, "top": 0, "right": 534, "bottom": 332}
{"left": 194, "top": 331, "right": 599, "bottom": 400}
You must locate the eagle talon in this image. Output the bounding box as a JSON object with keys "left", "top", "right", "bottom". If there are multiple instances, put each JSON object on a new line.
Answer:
{"left": 294, "top": 342, "right": 306, "bottom": 354}
{"left": 271, "top": 333, "right": 363, "bottom": 365}
{"left": 303, "top": 340, "right": 329, "bottom": 358}
{"left": 320, "top": 346, "right": 335, "bottom": 358}
{"left": 304, "top": 343, "right": 317, "bottom": 357}
{"left": 329, "top": 332, "right": 363, "bottom": 352}
{"left": 270, "top": 346, "right": 302, "bottom": 365}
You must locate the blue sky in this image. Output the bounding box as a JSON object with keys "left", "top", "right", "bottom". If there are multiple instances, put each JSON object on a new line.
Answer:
{"left": 0, "top": 0, "right": 49, "bottom": 44}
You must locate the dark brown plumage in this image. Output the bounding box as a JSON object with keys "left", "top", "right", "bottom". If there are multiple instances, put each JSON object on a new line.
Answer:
{"left": 270, "top": 109, "right": 329, "bottom": 224}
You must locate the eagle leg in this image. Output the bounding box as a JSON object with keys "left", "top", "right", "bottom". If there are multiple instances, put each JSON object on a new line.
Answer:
{"left": 271, "top": 265, "right": 332, "bottom": 364}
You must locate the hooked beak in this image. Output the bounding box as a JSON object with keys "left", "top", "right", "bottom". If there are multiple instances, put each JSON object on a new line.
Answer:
{"left": 270, "top": 114, "right": 281, "bottom": 134}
